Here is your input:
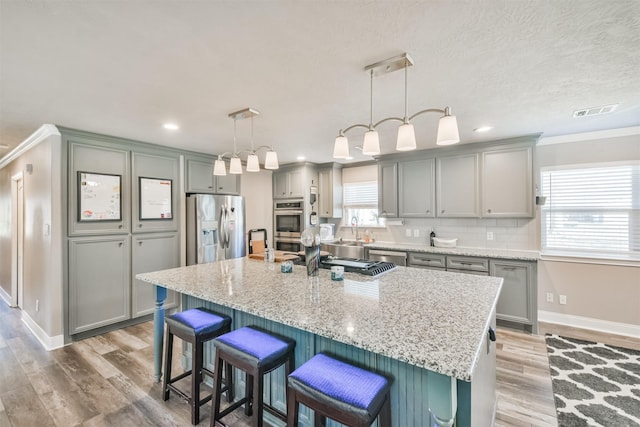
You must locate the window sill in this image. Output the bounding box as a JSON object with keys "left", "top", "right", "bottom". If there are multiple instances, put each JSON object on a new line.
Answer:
{"left": 338, "top": 225, "right": 387, "bottom": 230}
{"left": 540, "top": 251, "right": 639, "bottom": 267}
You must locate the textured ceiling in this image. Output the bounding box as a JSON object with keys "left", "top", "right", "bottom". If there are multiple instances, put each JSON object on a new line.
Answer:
{"left": 1, "top": 0, "right": 639, "bottom": 165}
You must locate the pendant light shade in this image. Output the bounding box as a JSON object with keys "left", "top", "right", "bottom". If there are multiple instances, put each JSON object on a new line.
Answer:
{"left": 333, "top": 135, "right": 350, "bottom": 158}
{"left": 436, "top": 113, "right": 460, "bottom": 146}
{"left": 362, "top": 130, "right": 380, "bottom": 156}
{"left": 246, "top": 153, "right": 260, "bottom": 172}
{"left": 229, "top": 157, "right": 243, "bottom": 174}
{"left": 213, "top": 158, "right": 227, "bottom": 176}
{"left": 396, "top": 123, "right": 416, "bottom": 151}
{"left": 264, "top": 150, "right": 279, "bottom": 170}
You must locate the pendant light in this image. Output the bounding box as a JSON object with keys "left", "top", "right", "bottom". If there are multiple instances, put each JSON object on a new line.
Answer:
{"left": 333, "top": 53, "right": 460, "bottom": 159}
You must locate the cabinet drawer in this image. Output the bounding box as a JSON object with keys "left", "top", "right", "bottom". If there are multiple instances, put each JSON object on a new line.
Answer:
{"left": 408, "top": 252, "right": 446, "bottom": 269}
{"left": 446, "top": 256, "right": 488, "bottom": 272}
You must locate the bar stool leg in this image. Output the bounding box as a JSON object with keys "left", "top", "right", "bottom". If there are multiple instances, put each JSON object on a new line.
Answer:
{"left": 211, "top": 354, "right": 224, "bottom": 427}
{"left": 162, "top": 330, "right": 173, "bottom": 401}
{"left": 286, "top": 389, "right": 298, "bottom": 427}
{"left": 192, "top": 341, "right": 204, "bottom": 425}
{"left": 379, "top": 394, "right": 392, "bottom": 427}
{"left": 254, "top": 370, "right": 264, "bottom": 427}
{"left": 245, "top": 374, "right": 253, "bottom": 416}
{"left": 225, "top": 360, "right": 234, "bottom": 402}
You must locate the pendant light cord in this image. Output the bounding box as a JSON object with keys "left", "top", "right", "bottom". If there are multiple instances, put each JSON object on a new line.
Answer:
{"left": 404, "top": 59, "right": 409, "bottom": 123}
{"left": 233, "top": 119, "right": 238, "bottom": 155}
{"left": 369, "top": 69, "right": 374, "bottom": 129}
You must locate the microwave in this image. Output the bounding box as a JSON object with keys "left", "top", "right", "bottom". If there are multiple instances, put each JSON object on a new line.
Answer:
{"left": 274, "top": 199, "right": 304, "bottom": 238}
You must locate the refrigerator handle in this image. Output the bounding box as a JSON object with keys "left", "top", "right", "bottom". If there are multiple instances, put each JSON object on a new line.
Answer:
{"left": 224, "top": 206, "right": 231, "bottom": 249}
{"left": 219, "top": 205, "right": 226, "bottom": 249}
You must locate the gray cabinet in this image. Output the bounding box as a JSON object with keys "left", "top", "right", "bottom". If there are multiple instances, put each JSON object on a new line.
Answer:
{"left": 378, "top": 161, "right": 398, "bottom": 218}
{"left": 186, "top": 158, "right": 240, "bottom": 194}
{"left": 436, "top": 153, "right": 480, "bottom": 217}
{"left": 490, "top": 260, "right": 536, "bottom": 330}
{"left": 407, "top": 252, "right": 446, "bottom": 270}
{"left": 68, "top": 141, "right": 130, "bottom": 235}
{"left": 131, "top": 233, "right": 179, "bottom": 318}
{"left": 482, "top": 146, "right": 533, "bottom": 218}
{"left": 69, "top": 236, "right": 131, "bottom": 334}
{"left": 132, "top": 152, "right": 179, "bottom": 232}
{"left": 398, "top": 158, "right": 435, "bottom": 218}
{"left": 318, "top": 165, "right": 342, "bottom": 218}
{"left": 273, "top": 167, "right": 306, "bottom": 199}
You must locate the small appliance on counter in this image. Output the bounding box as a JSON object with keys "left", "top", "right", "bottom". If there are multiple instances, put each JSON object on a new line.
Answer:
{"left": 320, "top": 257, "right": 396, "bottom": 277}
{"left": 319, "top": 223, "right": 335, "bottom": 242}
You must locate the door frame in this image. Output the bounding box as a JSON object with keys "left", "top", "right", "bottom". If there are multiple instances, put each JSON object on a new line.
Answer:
{"left": 11, "top": 171, "right": 24, "bottom": 308}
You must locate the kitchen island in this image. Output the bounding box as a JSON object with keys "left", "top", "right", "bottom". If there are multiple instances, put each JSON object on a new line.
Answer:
{"left": 137, "top": 257, "right": 502, "bottom": 426}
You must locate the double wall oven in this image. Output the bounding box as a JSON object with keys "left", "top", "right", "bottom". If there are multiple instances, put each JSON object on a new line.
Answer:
{"left": 274, "top": 199, "right": 304, "bottom": 252}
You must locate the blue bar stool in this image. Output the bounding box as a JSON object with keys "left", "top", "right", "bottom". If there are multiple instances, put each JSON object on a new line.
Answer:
{"left": 286, "top": 353, "right": 392, "bottom": 427}
{"left": 210, "top": 326, "right": 296, "bottom": 427}
{"left": 162, "top": 307, "right": 232, "bottom": 425}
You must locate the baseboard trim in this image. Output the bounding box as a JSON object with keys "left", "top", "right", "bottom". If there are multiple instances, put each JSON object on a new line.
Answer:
{"left": 21, "top": 311, "right": 65, "bottom": 351}
{"left": 0, "top": 287, "right": 12, "bottom": 306}
{"left": 539, "top": 310, "right": 640, "bottom": 339}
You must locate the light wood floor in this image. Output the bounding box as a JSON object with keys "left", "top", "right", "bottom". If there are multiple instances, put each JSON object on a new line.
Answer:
{"left": 1, "top": 302, "right": 638, "bottom": 426}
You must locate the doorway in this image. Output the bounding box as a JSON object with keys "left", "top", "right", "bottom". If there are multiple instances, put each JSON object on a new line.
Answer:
{"left": 11, "top": 172, "right": 24, "bottom": 309}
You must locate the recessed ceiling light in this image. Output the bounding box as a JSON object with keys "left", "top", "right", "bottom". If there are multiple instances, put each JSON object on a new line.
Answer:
{"left": 162, "top": 123, "right": 179, "bottom": 130}
{"left": 474, "top": 126, "right": 493, "bottom": 133}
{"left": 296, "top": 156, "right": 306, "bottom": 161}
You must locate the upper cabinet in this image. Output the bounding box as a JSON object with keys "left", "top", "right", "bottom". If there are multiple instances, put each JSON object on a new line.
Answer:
{"left": 378, "top": 161, "right": 398, "bottom": 218}
{"left": 185, "top": 157, "right": 240, "bottom": 194}
{"left": 436, "top": 153, "right": 480, "bottom": 217}
{"left": 318, "top": 165, "right": 342, "bottom": 218}
{"left": 273, "top": 167, "right": 305, "bottom": 199}
{"left": 399, "top": 158, "right": 436, "bottom": 218}
{"left": 132, "top": 152, "right": 179, "bottom": 233}
{"left": 481, "top": 146, "right": 533, "bottom": 217}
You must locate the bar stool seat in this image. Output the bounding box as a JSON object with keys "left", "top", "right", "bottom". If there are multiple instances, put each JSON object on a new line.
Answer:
{"left": 163, "top": 307, "right": 232, "bottom": 425}
{"left": 211, "top": 326, "right": 296, "bottom": 427}
{"left": 287, "top": 353, "right": 392, "bottom": 427}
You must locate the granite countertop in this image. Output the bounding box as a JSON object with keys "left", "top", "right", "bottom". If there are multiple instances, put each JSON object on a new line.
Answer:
{"left": 137, "top": 257, "right": 502, "bottom": 382}
{"left": 327, "top": 240, "right": 539, "bottom": 261}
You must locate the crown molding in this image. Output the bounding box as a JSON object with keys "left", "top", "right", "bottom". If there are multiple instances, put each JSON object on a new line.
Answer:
{"left": 0, "top": 124, "right": 61, "bottom": 169}
{"left": 538, "top": 126, "right": 640, "bottom": 146}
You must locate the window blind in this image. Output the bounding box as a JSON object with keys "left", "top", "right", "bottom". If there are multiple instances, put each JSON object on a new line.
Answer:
{"left": 541, "top": 163, "right": 640, "bottom": 259}
{"left": 343, "top": 181, "right": 378, "bottom": 208}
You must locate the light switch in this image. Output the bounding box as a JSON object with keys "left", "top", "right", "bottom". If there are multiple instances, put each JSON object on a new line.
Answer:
{"left": 413, "top": 229, "right": 420, "bottom": 237}
{"left": 405, "top": 228, "right": 412, "bottom": 237}
{"left": 43, "top": 223, "right": 50, "bottom": 236}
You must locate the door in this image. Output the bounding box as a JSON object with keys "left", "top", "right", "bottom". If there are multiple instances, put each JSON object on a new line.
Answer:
{"left": 482, "top": 146, "right": 533, "bottom": 217}
{"left": 436, "top": 153, "right": 480, "bottom": 217}
{"left": 131, "top": 233, "right": 179, "bottom": 317}
{"left": 399, "top": 158, "right": 435, "bottom": 217}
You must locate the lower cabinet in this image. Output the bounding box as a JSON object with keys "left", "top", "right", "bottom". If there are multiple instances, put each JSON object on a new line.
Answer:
{"left": 132, "top": 233, "right": 179, "bottom": 318}
{"left": 490, "top": 260, "right": 536, "bottom": 330}
{"left": 69, "top": 236, "right": 131, "bottom": 334}
{"left": 69, "top": 232, "right": 179, "bottom": 335}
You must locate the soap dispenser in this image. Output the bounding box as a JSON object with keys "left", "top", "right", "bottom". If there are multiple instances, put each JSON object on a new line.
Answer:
{"left": 430, "top": 228, "right": 436, "bottom": 247}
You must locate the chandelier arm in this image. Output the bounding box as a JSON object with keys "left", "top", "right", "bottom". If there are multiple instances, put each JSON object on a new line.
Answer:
{"left": 341, "top": 123, "right": 370, "bottom": 134}
{"left": 373, "top": 116, "right": 404, "bottom": 128}
{"left": 408, "top": 108, "right": 446, "bottom": 122}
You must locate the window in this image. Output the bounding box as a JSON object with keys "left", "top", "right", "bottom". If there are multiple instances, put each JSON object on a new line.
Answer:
{"left": 541, "top": 162, "right": 640, "bottom": 260}
{"left": 343, "top": 181, "right": 382, "bottom": 227}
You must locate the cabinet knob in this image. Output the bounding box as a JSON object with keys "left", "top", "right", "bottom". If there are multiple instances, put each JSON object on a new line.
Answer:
{"left": 118, "top": 242, "right": 123, "bottom": 247}
{"left": 218, "top": 187, "right": 223, "bottom": 190}
{"left": 441, "top": 210, "right": 445, "bottom": 214}
{"left": 208, "top": 186, "right": 213, "bottom": 189}
{"left": 138, "top": 241, "right": 143, "bottom": 246}
{"left": 139, "top": 224, "right": 143, "bottom": 228}
{"left": 487, "top": 209, "right": 492, "bottom": 213}
{"left": 426, "top": 210, "right": 430, "bottom": 214}
{"left": 118, "top": 225, "right": 123, "bottom": 229}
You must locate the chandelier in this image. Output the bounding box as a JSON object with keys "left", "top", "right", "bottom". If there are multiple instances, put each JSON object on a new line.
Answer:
{"left": 213, "top": 108, "right": 279, "bottom": 175}
{"left": 333, "top": 53, "right": 460, "bottom": 159}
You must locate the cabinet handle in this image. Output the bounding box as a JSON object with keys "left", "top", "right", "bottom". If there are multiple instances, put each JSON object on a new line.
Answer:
{"left": 138, "top": 241, "right": 143, "bottom": 246}
{"left": 501, "top": 267, "right": 516, "bottom": 271}
{"left": 139, "top": 224, "right": 143, "bottom": 228}
{"left": 208, "top": 186, "right": 213, "bottom": 189}
{"left": 487, "top": 209, "right": 492, "bottom": 213}
{"left": 118, "top": 225, "right": 123, "bottom": 229}
{"left": 441, "top": 210, "right": 445, "bottom": 214}
{"left": 118, "top": 242, "right": 123, "bottom": 247}
{"left": 426, "top": 210, "right": 430, "bottom": 214}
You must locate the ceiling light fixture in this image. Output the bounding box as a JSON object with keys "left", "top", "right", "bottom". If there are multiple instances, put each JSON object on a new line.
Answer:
{"left": 213, "top": 108, "right": 279, "bottom": 176}
{"left": 333, "top": 53, "right": 460, "bottom": 159}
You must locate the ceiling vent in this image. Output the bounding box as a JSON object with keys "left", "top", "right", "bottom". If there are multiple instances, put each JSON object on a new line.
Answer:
{"left": 573, "top": 104, "right": 618, "bottom": 118}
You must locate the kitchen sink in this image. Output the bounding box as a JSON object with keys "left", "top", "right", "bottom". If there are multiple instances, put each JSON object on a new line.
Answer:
{"left": 321, "top": 241, "right": 366, "bottom": 259}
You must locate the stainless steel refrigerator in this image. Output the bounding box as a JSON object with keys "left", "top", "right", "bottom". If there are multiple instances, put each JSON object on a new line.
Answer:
{"left": 186, "top": 194, "right": 246, "bottom": 265}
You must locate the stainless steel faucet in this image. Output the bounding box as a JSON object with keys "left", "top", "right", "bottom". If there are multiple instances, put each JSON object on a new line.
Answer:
{"left": 351, "top": 216, "right": 360, "bottom": 240}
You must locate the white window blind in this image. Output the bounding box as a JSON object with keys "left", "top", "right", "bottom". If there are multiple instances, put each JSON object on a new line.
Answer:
{"left": 541, "top": 163, "right": 640, "bottom": 259}
{"left": 343, "top": 181, "right": 378, "bottom": 208}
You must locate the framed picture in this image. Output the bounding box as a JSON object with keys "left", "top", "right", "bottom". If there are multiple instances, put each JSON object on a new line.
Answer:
{"left": 139, "top": 177, "right": 173, "bottom": 220}
{"left": 78, "top": 172, "right": 122, "bottom": 222}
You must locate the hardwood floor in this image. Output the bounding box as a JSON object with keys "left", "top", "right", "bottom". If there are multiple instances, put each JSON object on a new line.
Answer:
{"left": 1, "top": 302, "right": 637, "bottom": 427}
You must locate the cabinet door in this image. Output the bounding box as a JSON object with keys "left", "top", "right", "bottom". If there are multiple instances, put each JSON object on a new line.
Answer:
{"left": 69, "top": 142, "right": 130, "bottom": 235}
{"left": 131, "top": 233, "right": 179, "bottom": 318}
{"left": 132, "top": 152, "right": 179, "bottom": 232}
{"left": 399, "top": 158, "right": 435, "bottom": 217}
{"left": 214, "top": 174, "right": 240, "bottom": 194}
{"left": 186, "top": 159, "right": 215, "bottom": 193}
{"left": 482, "top": 146, "right": 533, "bottom": 217}
{"left": 490, "top": 260, "right": 534, "bottom": 325}
{"left": 288, "top": 169, "right": 304, "bottom": 198}
{"left": 436, "top": 153, "right": 480, "bottom": 217}
{"left": 318, "top": 168, "right": 332, "bottom": 217}
{"left": 69, "top": 236, "right": 130, "bottom": 334}
{"left": 378, "top": 162, "right": 398, "bottom": 218}
{"left": 273, "top": 172, "right": 289, "bottom": 198}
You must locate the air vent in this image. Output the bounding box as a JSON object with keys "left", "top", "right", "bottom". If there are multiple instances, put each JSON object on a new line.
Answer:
{"left": 573, "top": 104, "right": 618, "bottom": 118}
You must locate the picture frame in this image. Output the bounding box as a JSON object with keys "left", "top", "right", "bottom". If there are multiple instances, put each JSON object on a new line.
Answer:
{"left": 139, "top": 177, "right": 173, "bottom": 220}
{"left": 78, "top": 171, "right": 122, "bottom": 222}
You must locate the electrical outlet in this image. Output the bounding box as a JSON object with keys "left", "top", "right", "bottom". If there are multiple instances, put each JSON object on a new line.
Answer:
{"left": 559, "top": 295, "right": 567, "bottom": 305}
{"left": 405, "top": 228, "right": 412, "bottom": 237}
{"left": 546, "top": 292, "right": 554, "bottom": 303}
{"left": 36, "top": 299, "right": 39, "bottom": 312}
{"left": 413, "top": 229, "right": 420, "bottom": 237}
{"left": 487, "top": 231, "right": 494, "bottom": 241}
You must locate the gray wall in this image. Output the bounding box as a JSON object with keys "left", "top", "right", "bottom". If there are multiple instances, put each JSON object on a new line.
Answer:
{"left": 0, "top": 132, "right": 64, "bottom": 337}
{"left": 536, "top": 133, "right": 640, "bottom": 326}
